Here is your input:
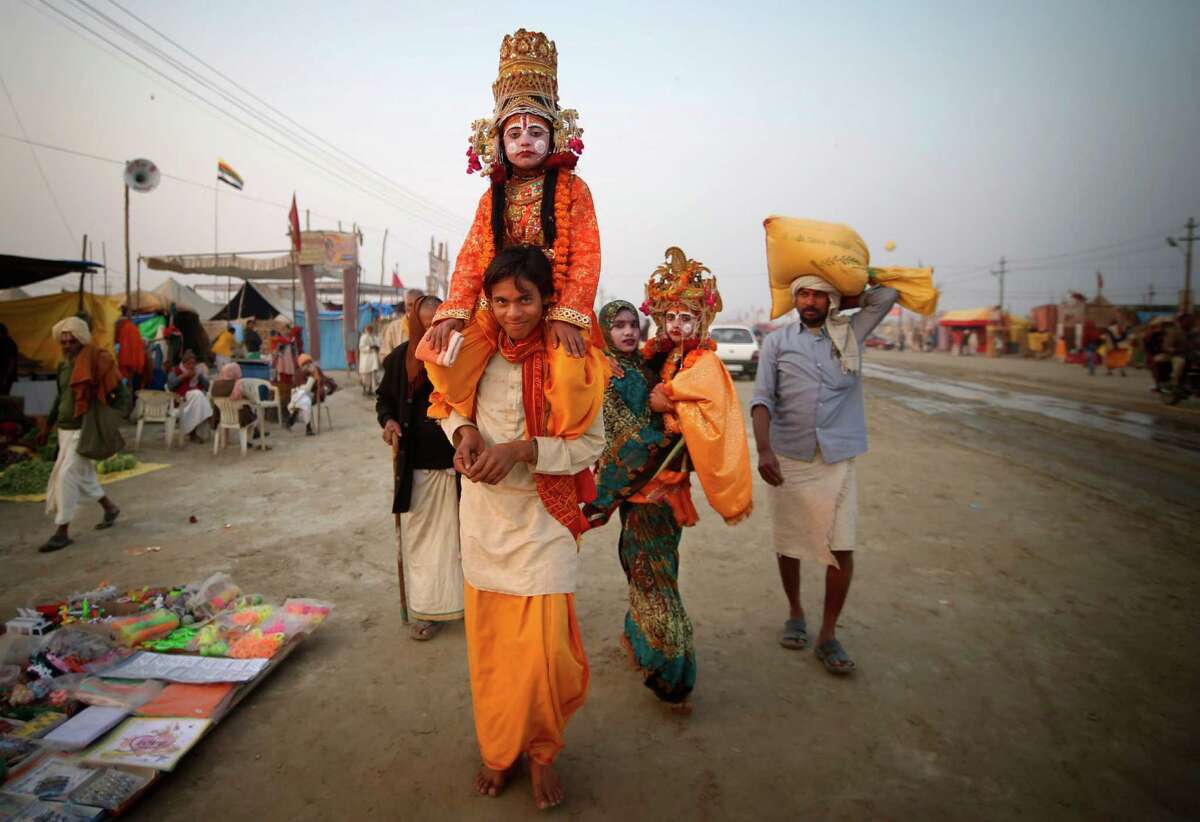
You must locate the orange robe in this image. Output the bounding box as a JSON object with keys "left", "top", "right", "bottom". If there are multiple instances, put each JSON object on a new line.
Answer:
{"left": 464, "top": 582, "right": 589, "bottom": 770}
{"left": 637, "top": 348, "right": 753, "bottom": 525}
{"left": 426, "top": 170, "right": 608, "bottom": 439}
{"left": 434, "top": 171, "right": 600, "bottom": 327}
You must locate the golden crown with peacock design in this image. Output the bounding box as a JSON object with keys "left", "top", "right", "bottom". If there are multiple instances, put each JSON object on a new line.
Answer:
{"left": 641, "top": 247, "right": 723, "bottom": 335}
{"left": 465, "top": 28, "right": 585, "bottom": 178}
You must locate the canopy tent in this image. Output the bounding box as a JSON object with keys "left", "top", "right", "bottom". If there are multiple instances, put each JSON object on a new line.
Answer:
{"left": 294, "top": 304, "right": 373, "bottom": 371}
{"left": 939, "top": 307, "right": 997, "bottom": 326}
{"left": 0, "top": 255, "right": 101, "bottom": 290}
{"left": 0, "top": 292, "right": 121, "bottom": 371}
{"left": 151, "top": 278, "right": 220, "bottom": 319}
{"left": 145, "top": 252, "right": 297, "bottom": 281}
{"left": 212, "top": 282, "right": 295, "bottom": 322}
{"left": 120, "top": 289, "right": 165, "bottom": 314}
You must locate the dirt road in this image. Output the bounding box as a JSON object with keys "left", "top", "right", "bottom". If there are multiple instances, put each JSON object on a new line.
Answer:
{"left": 2, "top": 351, "right": 1198, "bottom": 820}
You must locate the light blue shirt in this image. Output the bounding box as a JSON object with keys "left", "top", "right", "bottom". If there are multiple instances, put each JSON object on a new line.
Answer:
{"left": 751, "top": 286, "right": 897, "bottom": 463}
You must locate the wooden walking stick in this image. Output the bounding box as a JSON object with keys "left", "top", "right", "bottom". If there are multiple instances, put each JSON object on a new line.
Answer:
{"left": 392, "top": 438, "right": 410, "bottom": 623}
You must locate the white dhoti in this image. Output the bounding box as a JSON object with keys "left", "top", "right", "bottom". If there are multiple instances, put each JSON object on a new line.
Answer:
{"left": 399, "top": 468, "right": 464, "bottom": 622}
{"left": 358, "top": 351, "right": 382, "bottom": 392}
{"left": 178, "top": 389, "right": 213, "bottom": 435}
{"left": 288, "top": 389, "right": 313, "bottom": 425}
{"left": 45, "top": 428, "right": 105, "bottom": 526}
{"left": 769, "top": 450, "right": 858, "bottom": 568}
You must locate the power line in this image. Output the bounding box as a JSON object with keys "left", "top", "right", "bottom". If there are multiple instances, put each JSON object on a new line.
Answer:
{"left": 70, "top": 0, "right": 464, "bottom": 232}
{"left": 0, "top": 130, "right": 427, "bottom": 254}
{"left": 1005, "top": 231, "right": 1166, "bottom": 264}
{"left": 102, "top": 0, "right": 467, "bottom": 230}
{"left": 35, "top": 0, "right": 466, "bottom": 236}
{"left": 0, "top": 70, "right": 76, "bottom": 248}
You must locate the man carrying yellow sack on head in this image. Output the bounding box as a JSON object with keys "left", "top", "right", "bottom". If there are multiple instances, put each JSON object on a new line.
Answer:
{"left": 751, "top": 216, "right": 937, "bottom": 676}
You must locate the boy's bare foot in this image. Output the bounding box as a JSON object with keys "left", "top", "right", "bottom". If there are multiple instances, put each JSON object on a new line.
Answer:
{"left": 529, "top": 760, "right": 564, "bottom": 810}
{"left": 473, "top": 763, "right": 514, "bottom": 797}
{"left": 669, "top": 700, "right": 693, "bottom": 716}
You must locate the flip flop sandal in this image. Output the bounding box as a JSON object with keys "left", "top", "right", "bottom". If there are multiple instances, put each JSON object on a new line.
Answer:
{"left": 38, "top": 535, "right": 74, "bottom": 553}
{"left": 409, "top": 621, "right": 441, "bottom": 642}
{"left": 815, "top": 638, "right": 856, "bottom": 675}
{"left": 779, "top": 617, "right": 808, "bottom": 650}
{"left": 95, "top": 509, "right": 120, "bottom": 530}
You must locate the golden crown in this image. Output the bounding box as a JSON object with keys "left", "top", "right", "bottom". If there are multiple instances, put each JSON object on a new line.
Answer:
{"left": 465, "top": 29, "right": 584, "bottom": 178}
{"left": 642, "top": 247, "right": 723, "bottom": 329}
{"left": 493, "top": 28, "right": 559, "bottom": 123}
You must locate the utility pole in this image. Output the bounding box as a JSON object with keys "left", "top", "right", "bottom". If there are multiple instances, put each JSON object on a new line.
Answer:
{"left": 1167, "top": 217, "right": 1196, "bottom": 313}
{"left": 991, "top": 256, "right": 1006, "bottom": 311}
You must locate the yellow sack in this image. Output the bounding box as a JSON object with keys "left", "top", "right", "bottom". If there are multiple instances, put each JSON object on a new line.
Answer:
{"left": 763, "top": 215, "right": 938, "bottom": 319}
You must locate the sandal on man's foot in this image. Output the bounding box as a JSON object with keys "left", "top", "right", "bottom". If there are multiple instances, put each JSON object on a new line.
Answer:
{"left": 95, "top": 508, "right": 120, "bottom": 530}
{"left": 779, "top": 618, "right": 808, "bottom": 650}
{"left": 409, "top": 620, "right": 441, "bottom": 641}
{"left": 38, "top": 534, "right": 73, "bottom": 553}
{"left": 815, "top": 638, "right": 856, "bottom": 675}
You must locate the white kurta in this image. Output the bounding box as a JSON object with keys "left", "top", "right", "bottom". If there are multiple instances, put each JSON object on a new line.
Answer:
{"left": 358, "top": 333, "right": 382, "bottom": 378}
{"left": 45, "top": 428, "right": 105, "bottom": 526}
{"left": 442, "top": 354, "right": 604, "bottom": 597}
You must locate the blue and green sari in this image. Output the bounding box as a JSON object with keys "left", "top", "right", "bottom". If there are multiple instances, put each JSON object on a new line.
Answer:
{"left": 588, "top": 301, "right": 695, "bottom": 704}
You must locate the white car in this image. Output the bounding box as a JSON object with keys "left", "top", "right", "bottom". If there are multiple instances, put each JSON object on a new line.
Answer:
{"left": 708, "top": 325, "right": 759, "bottom": 379}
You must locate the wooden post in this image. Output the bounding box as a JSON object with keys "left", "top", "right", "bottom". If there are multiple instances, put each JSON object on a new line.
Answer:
{"left": 380, "top": 228, "right": 388, "bottom": 293}
{"left": 77, "top": 233, "right": 88, "bottom": 312}
{"left": 124, "top": 184, "right": 131, "bottom": 314}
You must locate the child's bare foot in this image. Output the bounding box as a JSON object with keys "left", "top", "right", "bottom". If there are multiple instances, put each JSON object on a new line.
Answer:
{"left": 473, "top": 763, "right": 514, "bottom": 797}
{"left": 529, "top": 760, "right": 564, "bottom": 810}
{"left": 669, "top": 700, "right": 693, "bottom": 716}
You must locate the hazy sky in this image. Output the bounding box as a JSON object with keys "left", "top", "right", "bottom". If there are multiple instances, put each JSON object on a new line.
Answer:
{"left": 2, "top": 0, "right": 1198, "bottom": 319}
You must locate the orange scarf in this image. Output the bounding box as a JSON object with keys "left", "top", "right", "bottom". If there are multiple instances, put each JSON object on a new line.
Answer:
{"left": 497, "top": 324, "right": 594, "bottom": 538}
{"left": 69, "top": 345, "right": 121, "bottom": 419}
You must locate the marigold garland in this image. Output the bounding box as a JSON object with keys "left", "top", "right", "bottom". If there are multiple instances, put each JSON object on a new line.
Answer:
{"left": 551, "top": 171, "right": 572, "bottom": 299}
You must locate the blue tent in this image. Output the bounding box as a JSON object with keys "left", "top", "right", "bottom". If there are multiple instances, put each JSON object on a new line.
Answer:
{"left": 293, "top": 303, "right": 378, "bottom": 370}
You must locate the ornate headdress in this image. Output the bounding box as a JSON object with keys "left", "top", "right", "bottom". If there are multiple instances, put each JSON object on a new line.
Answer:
{"left": 465, "top": 29, "right": 585, "bottom": 178}
{"left": 641, "top": 247, "right": 723, "bottom": 336}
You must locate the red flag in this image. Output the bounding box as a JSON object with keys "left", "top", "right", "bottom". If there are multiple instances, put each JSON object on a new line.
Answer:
{"left": 288, "top": 194, "right": 301, "bottom": 253}
{"left": 391, "top": 272, "right": 403, "bottom": 289}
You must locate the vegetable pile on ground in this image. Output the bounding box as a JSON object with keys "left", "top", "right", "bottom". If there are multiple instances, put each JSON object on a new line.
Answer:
{"left": 0, "top": 460, "right": 54, "bottom": 496}
{"left": 97, "top": 453, "right": 139, "bottom": 474}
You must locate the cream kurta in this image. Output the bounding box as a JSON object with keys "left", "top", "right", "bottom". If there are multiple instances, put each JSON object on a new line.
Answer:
{"left": 442, "top": 354, "right": 604, "bottom": 597}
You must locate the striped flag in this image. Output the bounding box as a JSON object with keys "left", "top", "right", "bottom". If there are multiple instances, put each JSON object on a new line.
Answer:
{"left": 217, "top": 159, "right": 244, "bottom": 190}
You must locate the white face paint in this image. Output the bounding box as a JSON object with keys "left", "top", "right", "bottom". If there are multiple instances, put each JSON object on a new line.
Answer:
{"left": 503, "top": 114, "right": 552, "bottom": 171}
{"left": 664, "top": 307, "right": 698, "bottom": 342}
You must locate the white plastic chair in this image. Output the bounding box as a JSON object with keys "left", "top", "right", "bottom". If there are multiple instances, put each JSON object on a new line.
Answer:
{"left": 238, "top": 378, "right": 283, "bottom": 432}
{"left": 134, "top": 390, "right": 179, "bottom": 450}
{"left": 314, "top": 394, "right": 333, "bottom": 434}
{"left": 212, "top": 397, "right": 264, "bottom": 456}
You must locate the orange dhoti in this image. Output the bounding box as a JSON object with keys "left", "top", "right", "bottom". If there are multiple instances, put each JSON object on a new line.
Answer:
{"left": 464, "top": 581, "right": 589, "bottom": 770}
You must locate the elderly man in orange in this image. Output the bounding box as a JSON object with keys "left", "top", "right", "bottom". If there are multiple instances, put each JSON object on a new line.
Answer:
{"left": 424, "top": 29, "right": 602, "bottom": 426}
{"left": 440, "top": 246, "right": 605, "bottom": 811}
